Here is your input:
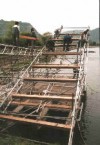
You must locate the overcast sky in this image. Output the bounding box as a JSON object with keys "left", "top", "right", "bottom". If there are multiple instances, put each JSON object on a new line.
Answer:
{"left": 0, "top": 0, "right": 99, "bottom": 34}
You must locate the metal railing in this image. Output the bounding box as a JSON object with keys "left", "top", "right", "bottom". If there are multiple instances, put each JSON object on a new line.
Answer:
{"left": 68, "top": 46, "right": 88, "bottom": 145}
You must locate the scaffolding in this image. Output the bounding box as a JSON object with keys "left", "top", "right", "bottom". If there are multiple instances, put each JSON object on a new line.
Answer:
{"left": 0, "top": 26, "right": 90, "bottom": 145}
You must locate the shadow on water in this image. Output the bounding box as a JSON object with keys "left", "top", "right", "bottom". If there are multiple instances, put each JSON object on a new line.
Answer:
{"left": 7, "top": 123, "right": 69, "bottom": 145}
{"left": 1, "top": 110, "right": 70, "bottom": 145}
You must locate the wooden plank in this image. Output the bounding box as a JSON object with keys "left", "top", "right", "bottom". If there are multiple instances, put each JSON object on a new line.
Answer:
{"left": 0, "top": 53, "right": 32, "bottom": 57}
{"left": 52, "top": 38, "right": 79, "bottom": 41}
{"left": 12, "top": 93, "right": 74, "bottom": 101}
{"left": 55, "top": 44, "right": 76, "bottom": 47}
{"left": 23, "top": 77, "right": 78, "bottom": 82}
{"left": 11, "top": 101, "right": 72, "bottom": 110}
{"left": 13, "top": 100, "right": 30, "bottom": 113}
{"left": 32, "top": 64, "right": 80, "bottom": 69}
{"left": 59, "top": 33, "right": 82, "bottom": 36}
{"left": 10, "top": 90, "right": 74, "bottom": 95}
{"left": 42, "top": 52, "right": 82, "bottom": 55}
{"left": 20, "top": 35, "right": 38, "bottom": 40}
{"left": 0, "top": 114, "right": 71, "bottom": 130}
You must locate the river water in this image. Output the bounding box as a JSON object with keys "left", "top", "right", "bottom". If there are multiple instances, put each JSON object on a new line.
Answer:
{"left": 75, "top": 47, "right": 100, "bottom": 145}
{"left": 83, "top": 47, "right": 100, "bottom": 145}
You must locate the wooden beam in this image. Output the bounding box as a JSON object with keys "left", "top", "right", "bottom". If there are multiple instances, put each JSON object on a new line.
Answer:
{"left": 12, "top": 100, "right": 30, "bottom": 113}
{"left": 32, "top": 64, "right": 80, "bottom": 69}
{"left": 0, "top": 114, "right": 71, "bottom": 130}
{"left": 52, "top": 38, "right": 79, "bottom": 41}
{"left": 12, "top": 93, "right": 74, "bottom": 101}
{"left": 0, "top": 53, "right": 33, "bottom": 57}
{"left": 23, "top": 77, "right": 78, "bottom": 83}
{"left": 55, "top": 44, "right": 76, "bottom": 47}
{"left": 59, "top": 33, "right": 82, "bottom": 36}
{"left": 20, "top": 35, "right": 38, "bottom": 40}
{"left": 42, "top": 52, "right": 82, "bottom": 55}
{"left": 11, "top": 101, "right": 72, "bottom": 110}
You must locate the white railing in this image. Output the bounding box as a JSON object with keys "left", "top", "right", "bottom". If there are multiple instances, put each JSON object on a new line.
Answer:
{"left": 68, "top": 46, "right": 88, "bottom": 145}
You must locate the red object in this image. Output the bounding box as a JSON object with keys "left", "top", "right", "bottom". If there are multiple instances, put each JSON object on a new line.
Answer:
{"left": 20, "top": 35, "right": 38, "bottom": 40}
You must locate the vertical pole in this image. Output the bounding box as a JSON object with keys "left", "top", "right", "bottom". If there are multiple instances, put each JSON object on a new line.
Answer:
{"left": 72, "top": 93, "right": 74, "bottom": 110}
{"left": 31, "top": 40, "right": 34, "bottom": 59}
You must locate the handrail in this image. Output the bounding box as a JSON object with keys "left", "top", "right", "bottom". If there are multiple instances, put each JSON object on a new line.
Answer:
{"left": 68, "top": 46, "right": 87, "bottom": 145}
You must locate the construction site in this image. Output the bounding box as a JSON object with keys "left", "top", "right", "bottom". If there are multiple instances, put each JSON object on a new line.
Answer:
{"left": 0, "top": 27, "right": 89, "bottom": 145}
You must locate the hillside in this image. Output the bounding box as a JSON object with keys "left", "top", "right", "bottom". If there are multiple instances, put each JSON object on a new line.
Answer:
{"left": 89, "top": 28, "right": 99, "bottom": 44}
{"left": 0, "top": 19, "right": 40, "bottom": 37}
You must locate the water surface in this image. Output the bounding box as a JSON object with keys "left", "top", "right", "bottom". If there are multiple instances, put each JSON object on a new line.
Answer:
{"left": 78, "top": 47, "right": 100, "bottom": 145}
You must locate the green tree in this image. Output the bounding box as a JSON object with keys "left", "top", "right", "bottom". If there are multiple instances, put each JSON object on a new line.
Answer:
{"left": 6, "top": 21, "right": 14, "bottom": 38}
{"left": 3, "top": 21, "right": 14, "bottom": 44}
